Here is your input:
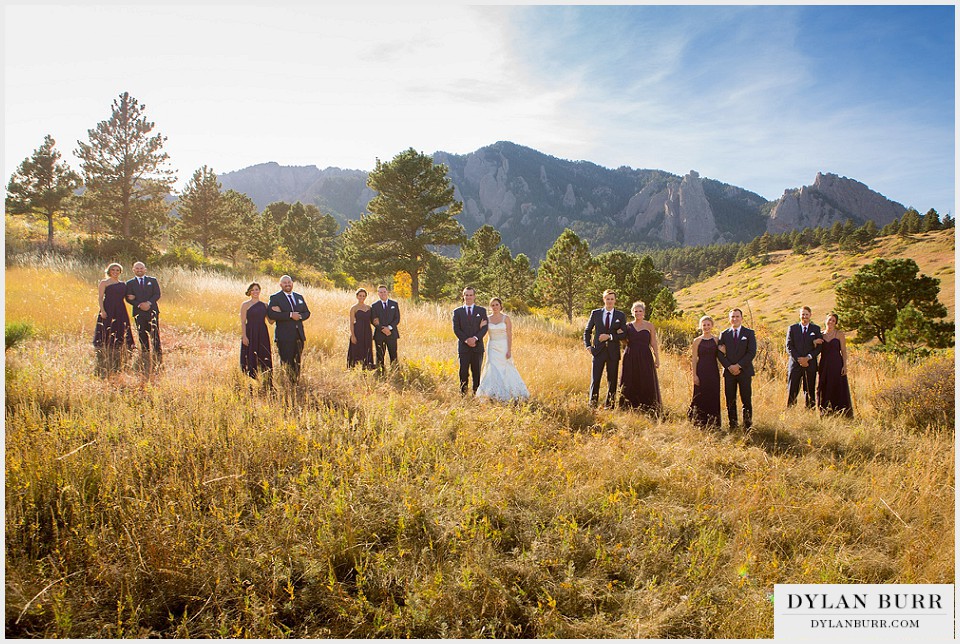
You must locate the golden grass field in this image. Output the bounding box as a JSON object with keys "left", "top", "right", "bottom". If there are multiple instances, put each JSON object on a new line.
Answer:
{"left": 676, "top": 229, "right": 955, "bottom": 333}
{"left": 4, "top": 248, "right": 954, "bottom": 638}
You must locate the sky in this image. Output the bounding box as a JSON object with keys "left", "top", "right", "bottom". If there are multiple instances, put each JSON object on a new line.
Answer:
{"left": 3, "top": 3, "right": 956, "bottom": 215}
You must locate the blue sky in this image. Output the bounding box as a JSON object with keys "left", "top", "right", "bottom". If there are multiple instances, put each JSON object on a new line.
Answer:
{"left": 4, "top": 4, "right": 955, "bottom": 215}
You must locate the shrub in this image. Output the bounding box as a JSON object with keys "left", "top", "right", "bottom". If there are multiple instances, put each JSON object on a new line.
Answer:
{"left": 153, "top": 245, "right": 208, "bottom": 269}
{"left": 656, "top": 317, "right": 699, "bottom": 355}
{"left": 79, "top": 237, "right": 156, "bottom": 264}
{"left": 874, "top": 353, "right": 954, "bottom": 432}
{"left": 6, "top": 321, "right": 34, "bottom": 350}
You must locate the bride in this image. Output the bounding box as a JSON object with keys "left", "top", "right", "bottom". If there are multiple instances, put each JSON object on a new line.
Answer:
{"left": 476, "top": 297, "right": 530, "bottom": 401}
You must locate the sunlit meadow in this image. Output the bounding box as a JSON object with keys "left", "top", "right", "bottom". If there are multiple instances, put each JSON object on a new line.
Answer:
{"left": 5, "top": 255, "right": 953, "bottom": 638}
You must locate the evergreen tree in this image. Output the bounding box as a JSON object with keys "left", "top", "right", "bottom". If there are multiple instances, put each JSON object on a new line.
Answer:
{"left": 338, "top": 148, "right": 464, "bottom": 300}
{"left": 220, "top": 190, "right": 260, "bottom": 267}
{"left": 630, "top": 255, "right": 665, "bottom": 306}
{"left": 455, "top": 225, "right": 502, "bottom": 294}
{"left": 899, "top": 208, "right": 922, "bottom": 234}
{"left": 247, "top": 208, "right": 279, "bottom": 263}
{"left": 650, "top": 287, "right": 679, "bottom": 320}
{"left": 175, "top": 165, "right": 227, "bottom": 258}
{"left": 834, "top": 257, "right": 949, "bottom": 345}
{"left": 75, "top": 92, "right": 175, "bottom": 246}
{"left": 592, "top": 250, "right": 639, "bottom": 302}
{"left": 921, "top": 208, "right": 942, "bottom": 232}
{"left": 6, "top": 135, "right": 81, "bottom": 249}
{"left": 279, "top": 202, "right": 319, "bottom": 265}
{"left": 533, "top": 228, "right": 594, "bottom": 322}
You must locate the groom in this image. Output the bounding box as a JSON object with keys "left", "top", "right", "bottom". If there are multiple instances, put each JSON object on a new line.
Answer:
{"left": 125, "top": 261, "right": 162, "bottom": 370}
{"left": 452, "top": 286, "right": 488, "bottom": 394}
{"left": 583, "top": 289, "right": 626, "bottom": 407}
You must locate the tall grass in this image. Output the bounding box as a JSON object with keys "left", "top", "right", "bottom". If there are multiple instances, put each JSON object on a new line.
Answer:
{"left": 5, "top": 260, "right": 953, "bottom": 638}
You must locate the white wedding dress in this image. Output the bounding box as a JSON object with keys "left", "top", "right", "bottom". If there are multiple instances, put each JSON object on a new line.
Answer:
{"left": 476, "top": 319, "right": 530, "bottom": 401}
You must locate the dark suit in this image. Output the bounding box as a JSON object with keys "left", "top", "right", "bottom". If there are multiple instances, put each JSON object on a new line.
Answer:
{"left": 786, "top": 322, "right": 823, "bottom": 407}
{"left": 453, "top": 304, "right": 488, "bottom": 394}
{"left": 267, "top": 290, "right": 311, "bottom": 380}
{"left": 583, "top": 308, "right": 627, "bottom": 406}
{"left": 717, "top": 325, "right": 757, "bottom": 428}
{"left": 370, "top": 298, "right": 400, "bottom": 374}
{"left": 125, "top": 275, "right": 162, "bottom": 366}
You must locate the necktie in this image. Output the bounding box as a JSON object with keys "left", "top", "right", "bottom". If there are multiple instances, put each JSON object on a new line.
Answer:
{"left": 605, "top": 312, "right": 611, "bottom": 329}
{"left": 288, "top": 294, "right": 295, "bottom": 310}
{"left": 467, "top": 306, "right": 472, "bottom": 318}
{"left": 734, "top": 329, "right": 738, "bottom": 341}
{"left": 138, "top": 277, "right": 143, "bottom": 287}
{"left": 802, "top": 325, "right": 807, "bottom": 334}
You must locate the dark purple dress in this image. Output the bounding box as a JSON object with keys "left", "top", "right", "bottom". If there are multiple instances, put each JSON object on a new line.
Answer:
{"left": 241, "top": 301, "right": 273, "bottom": 377}
{"left": 689, "top": 337, "right": 721, "bottom": 427}
{"left": 619, "top": 325, "right": 662, "bottom": 412}
{"left": 816, "top": 338, "right": 853, "bottom": 417}
{"left": 347, "top": 307, "right": 374, "bottom": 369}
{"left": 93, "top": 281, "right": 135, "bottom": 376}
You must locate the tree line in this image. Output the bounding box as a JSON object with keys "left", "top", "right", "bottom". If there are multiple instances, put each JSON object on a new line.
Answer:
{"left": 4, "top": 91, "right": 952, "bottom": 343}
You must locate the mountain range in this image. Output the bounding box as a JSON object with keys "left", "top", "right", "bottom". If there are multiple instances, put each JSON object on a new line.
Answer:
{"left": 218, "top": 141, "right": 907, "bottom": 261}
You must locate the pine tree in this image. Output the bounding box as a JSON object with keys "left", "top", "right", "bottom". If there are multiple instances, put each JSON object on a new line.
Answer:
{"left": 6, "top": 135, "right": 81, "bottom": 248}
{"left": 220, "top": 190, "right": 260, "bottom": 267}
{"left": 175, "top": 166, "right": 227, "bottom": 258}
{"left": 835, "top": 258, "right": 949, "bottom": 345}
{"left": 75, "top": 92, "right": 175, "bottom": 246}
{"left": 338, "top": 148, "right": 464, "bottom": 300}
{"left": 533, "top": 228, "right": 594, "bottom": 322}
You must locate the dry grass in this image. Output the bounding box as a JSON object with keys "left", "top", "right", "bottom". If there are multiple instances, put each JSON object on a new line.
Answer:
{"left": 4, "top": 257, "right": 954, "bottom": 638}
{"left": 675, "top": 229, "right": 955, "bottom": 331}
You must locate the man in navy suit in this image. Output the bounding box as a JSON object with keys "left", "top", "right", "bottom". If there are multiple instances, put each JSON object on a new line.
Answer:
{"left": 370, "top": 284, "right": 400, "bottom": 375}
{"left": 267, "top": 275, "right": 311, "bottom": 382}
{"left": 452, "top": 286, "right": 488, "bottom": 394}
{"left": 125, "top": 261, "right": 162, "bottom": 370}
{"left": 583, "top": 289, "right": 627, "bottom": 407}
{"left": 717, "top": 308, "right": 757, "bottom": 429}
{"left": 786, "top": 305, "right": 823, "bottom": 408}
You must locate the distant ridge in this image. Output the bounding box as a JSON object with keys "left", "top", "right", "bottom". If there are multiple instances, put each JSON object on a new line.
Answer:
{"left": 218, "top": 142, "right": 907, "bottom": 260}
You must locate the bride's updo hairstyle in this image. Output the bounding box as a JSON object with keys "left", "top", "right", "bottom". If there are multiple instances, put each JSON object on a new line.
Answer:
{"left": 489, "top": 297, "right": 503, "bottom": 308}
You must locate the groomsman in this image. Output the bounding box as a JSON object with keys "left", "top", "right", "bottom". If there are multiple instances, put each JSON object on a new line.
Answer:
{"left": 125, "top": 261, "right": 162, "bottom": 370}
{"left": 717, "top": 308, "right": 757, "bottom": 429}
{"left": 583, "top": 289, "right": 626, "bottom": 407}
{"left": 370, "top": 285, "right": 400, "bottom": 374}
{"left": 786, "top": 305, "right": 823, "bottom": 408}
{"left": 267, "top": 275, "right": 311, "bottom": 381}
{"left": 452, "top": 286, "right": 488, "bottom": 394}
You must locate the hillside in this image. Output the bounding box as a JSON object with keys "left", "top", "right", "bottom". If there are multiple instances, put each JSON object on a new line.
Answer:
{"left": 675, "top": 229, "right": 955, "bottom": 333}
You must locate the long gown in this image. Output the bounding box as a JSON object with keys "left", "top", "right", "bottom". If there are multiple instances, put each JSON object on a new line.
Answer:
{"left": 688, "top": 337, "right": 721, "bottom": 427}
{"left": 241, "top": 301, "right": 273, "bottom": 377}
{"left": 347, "top": 307, "right": 375, "bottom": 369}
{"left": 816, "top": 337, "right": 853, "bottom": 417}
{"left": 93, "top": 281, "right": 135, "bottom": 376}
{"left": 619, "top": 325, "right": 662, "bottom": 413}
{"left": 476, "top": 320, "right": 530, "bottom": 401}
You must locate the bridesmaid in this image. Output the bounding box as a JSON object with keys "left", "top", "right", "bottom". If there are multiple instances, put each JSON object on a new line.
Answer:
{"left": 688, "top": 315, "right": 721, "bottom": 428}
{"left": 240, "top": 282, "right": 273, "bottom": 379}
{"left": 816, "top": 313, "right": 853, "bottom": 417}
{"left": 619, "top": 301, "right": 662, "bottom": 413}
{"left": 93, "top": 262, "right": 135, "bottom": 377}
{"left": 347, "top": 288, "right": 374, "bottom": 369}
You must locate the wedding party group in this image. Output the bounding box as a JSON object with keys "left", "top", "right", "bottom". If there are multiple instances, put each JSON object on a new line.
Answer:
{"left": 92, "top": 264, "right": 853, "bottom": 421}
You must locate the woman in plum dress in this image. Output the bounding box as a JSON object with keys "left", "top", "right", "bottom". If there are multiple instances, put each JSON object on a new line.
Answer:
{"left": 688, "top": 315, "right": 721, "bottom": 428}
{"left": 816, "top": 313, "right": 853, "bottom": 417}
{"left": 240, "top": 282, "right": 273, "bottom": 379}
{"left": 93, "top": 262, "right": 135, "bottom": 377}
{"left": 619, "top": 301, "right": 662, "bottom": 414}
{"left": 347, "top": 288, "right": 374, "bottom": 369}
